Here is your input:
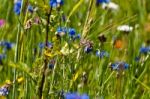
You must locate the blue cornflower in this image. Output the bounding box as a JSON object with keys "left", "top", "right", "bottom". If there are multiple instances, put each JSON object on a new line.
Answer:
{"left": 84, "top": 46, "right": 93, "bottom": 53}
{"left": 80, "top": 94, "right": 89, "bottom": 99}
{"left": 14, "top": 0, "right": 33, "bottom": 15}
{"left": 27, "top": 5, "right": 33, "bottom": 13}
{"left": 140, "top": 46, "right": 150, "bottom": 54}
{"left": 14, "top": 0, "right": 22, "bottom": 15}
{"left": 68, "top": 28, "right": 76, "bottom": 37}
{"left": 96, "top": 50, "right": 109, "bottom": 58}
{"left": 96, "top": 0, "right": 110, "bottom": 4}
{"left": 3, "top": 42, "right": 13, "bottom": 50}
{"left": 0, "top": 41, "right": 13, "bottom": 52}
{"left": 57, "top": 27, "right": 67, "bottom": 36}
{"left": 65, "top": 92, "right": 89, "bottom": 99}
{"left": 0, "top": 86, "right": 9, "bottom": 96}
{"left": 50, "top": 0, "right": 64, "bottom": 8}
{"left": 110, "top": 62, "right": 129, "bottom": 70}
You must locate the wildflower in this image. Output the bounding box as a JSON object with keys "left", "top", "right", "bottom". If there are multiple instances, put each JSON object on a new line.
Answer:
{"left": 96, "top": 50, "right": 109, "bottom": 58}
{"left": 117, "top": 25, "right": 133, "bottom": 32}
{"left": 102, "top": 2, "right": 119, "bottom": 10}
{"left": 14, "top": 0, "right": 22, "bottom": 15}
{"left": 0, "top": 83, "right": 11, "bottom": 96}
{"left": 65, "top": 92, "right": 89, "bottom": 99}
{"left": 0, "top": 19, "right": 5, "bottom": 27}
{"left": 114, "top": 39, "right": 123, "bottom": 49}
{"left": 49, "top": 0, "right": 64, "bottom": 8}
{"left": 68, "top": 28, "right": 76, "bottom": 37}
{"left": 84, "top": 45, "right": 93, "bottom": 53}
{"left": 56, "top": 27, "right": 67, "bottom": 37}
{"left": 0, "top": 86, "right": 9, "bottom": 96}
{"left": 96, "top": 0, "right": 110, "bottom": 4}
{"left": 0, "top": 41, "right": 13, "bottom": 53}
{"left": 14, "top": 0, "right": 33, "bottom": 15}
{"left": 110, "top": 62, "right": 129, "bottom": 70}
{"left": 17, "top": 77, "right": 24, "bottom": 83}
{"left": 27, "top": 5, "right": 33, "bottom": 13}
{"left": 140, "top": 46, "right": 150, "bottom": 54}
{"left": 98, "top": 34, "right": 107, "bottom": 43}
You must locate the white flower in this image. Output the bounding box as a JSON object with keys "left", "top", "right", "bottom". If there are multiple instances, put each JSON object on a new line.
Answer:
{"left": 117, "top": 25, "right": 133, "bottom": 32}
{"left": 102, "top": 2, "right": 119, "bottom": 11}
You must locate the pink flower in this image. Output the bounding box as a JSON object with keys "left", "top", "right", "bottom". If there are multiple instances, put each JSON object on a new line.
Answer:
{"left": 0, "top": 19, "right": 5, "bottom": 27}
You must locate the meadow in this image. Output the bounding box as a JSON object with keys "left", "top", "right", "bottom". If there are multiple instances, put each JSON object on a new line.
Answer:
{"left": 0, "top": 0, "right": 150, "bottom": 99}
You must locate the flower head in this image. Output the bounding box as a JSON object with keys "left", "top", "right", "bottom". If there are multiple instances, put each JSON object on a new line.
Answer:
{"left": 140, "top": 46, "right": 150, "bottom": 54}
{"left": 110, "top": 62, "right": 129, "bottom": 70}
{"left": 96, "top": 0, "right": 110, "bottom": 4}
{"left": 50, "top": 0, "right": 64, "bottom": 8}
{"left": 0, "top": 86, "right": 9, "bottom": 96}
{"left": 0, "top": 41, "right": 13, "bottom": 51}
{"left": 96, "top": 50, "right": 109, "bottom": 58}
{"left": 117, "top": 25, "right": 133, "bottom": 32}
{"left": 0, "top": 19, "right": 5, "bottom": 27}
{"left": 14, "top": 0, "right": 33, "bottom": 15}
{"left": 65, "top": 92, "right": 89, "bottom": 99}
{"left": 56, "top": 27, "right": 67, "bottom": 36}
{"left": 68, "top": 28, "right": 76, "bottom": 37}
{"left": 84, "top": 46, "right": 93, "bottom": 53}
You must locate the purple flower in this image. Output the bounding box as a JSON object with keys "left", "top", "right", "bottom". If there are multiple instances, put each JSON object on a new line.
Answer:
{"left": 0, "top": 19, "right": 5, "bottom": 27}
{"left": 0, "top": 86, "right": 9, "bottom": 96}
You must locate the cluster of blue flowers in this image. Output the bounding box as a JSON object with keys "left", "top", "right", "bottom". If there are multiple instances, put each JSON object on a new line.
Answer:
{"left": 57, "top": 27, "right": 81, "bottom": 40}
{"left": 110, "top": 62, "right": 129, "bottom": 70}
{"left": 14, "top": 0, "right": 33, "bottom": 15}
{"left": 0, "top": 86, "right": 9, "bottom": 96}
{"left": 50, "top": 0, "right": 64, "bottom": 8}
{"left": 65, "top": 92, "right": 89, "bottom": 99}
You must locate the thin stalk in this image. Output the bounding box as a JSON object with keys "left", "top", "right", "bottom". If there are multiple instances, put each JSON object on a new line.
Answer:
{"left": 38, "top": 6, "right": 52, "bottom": 99}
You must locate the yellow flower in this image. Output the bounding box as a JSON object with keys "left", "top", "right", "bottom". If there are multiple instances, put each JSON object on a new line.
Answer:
{"left": 17, "top": 77, "right": 24, "bottom": 84}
